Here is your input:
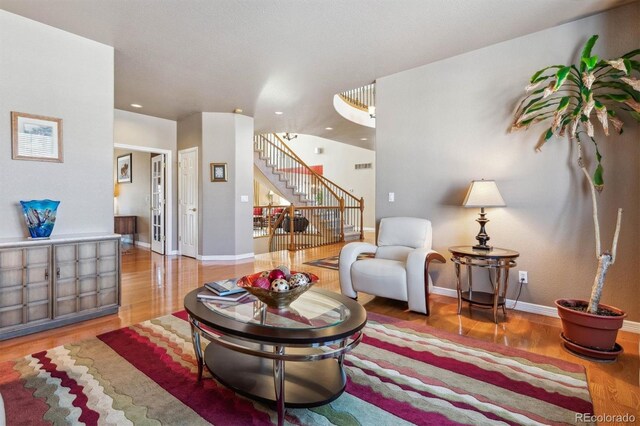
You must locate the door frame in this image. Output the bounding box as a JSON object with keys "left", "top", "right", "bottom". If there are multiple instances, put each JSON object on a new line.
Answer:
{"left": 114, "top": 143, "right": 174, "bottom": 255}
{"left": 178, "top": 147, "right": 199, "bottom": 258}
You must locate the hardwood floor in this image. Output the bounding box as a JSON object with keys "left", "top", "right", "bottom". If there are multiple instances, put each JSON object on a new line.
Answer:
{"left": 1, "top": 242, "right": 638, "bottom": 421}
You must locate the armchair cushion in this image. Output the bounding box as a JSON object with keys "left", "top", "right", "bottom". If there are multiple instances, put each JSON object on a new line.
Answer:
{"left": 376, "top": 246, "right": 413, "bottom": 262}
{"left": 378, "top": 217, "right": 432, "bottom": 249}
{"left": 351, "top": 259, "right": 408, "bottom": 301}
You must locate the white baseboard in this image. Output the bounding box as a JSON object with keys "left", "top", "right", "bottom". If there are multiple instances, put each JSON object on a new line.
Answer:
{"left": 431, "top": 286, "right": 639, "bottom": 334}
{"left": 169, "top": 250, "right": 180, "bottom": 255}
{"left": 197, "top": 252, "right": 255, "bottom": 261}
{"left": 121, "top": 238, "right": 151, "bottom": 249}
{"left": 363, "top": 227, "right": 376, "bottom": 232}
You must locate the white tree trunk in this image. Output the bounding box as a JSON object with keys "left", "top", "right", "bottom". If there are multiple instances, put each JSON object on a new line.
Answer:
{"left": 587, "top": 253, "right": 612, "bottom": 314}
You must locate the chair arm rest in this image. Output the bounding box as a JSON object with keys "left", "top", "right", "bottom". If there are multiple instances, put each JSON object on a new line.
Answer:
{"left": 339, "top": 242, "right": 378, "bottom": 298}
{"left": 406, "top": 249, "right": 445, "bottom": 315}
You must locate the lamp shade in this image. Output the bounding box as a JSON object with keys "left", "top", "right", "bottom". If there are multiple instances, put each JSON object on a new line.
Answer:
{"left": 462, "top": 180, "right": 505, "bottom": 207}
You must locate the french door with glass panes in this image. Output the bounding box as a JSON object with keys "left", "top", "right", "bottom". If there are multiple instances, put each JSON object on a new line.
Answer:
{"left": 150, "top": 154, "right": 165, "bottom": 254}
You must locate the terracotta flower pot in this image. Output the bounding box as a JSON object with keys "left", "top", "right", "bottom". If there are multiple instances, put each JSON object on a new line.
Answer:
{"left": 555, "top": 299, "right": 626, "bottom": 351}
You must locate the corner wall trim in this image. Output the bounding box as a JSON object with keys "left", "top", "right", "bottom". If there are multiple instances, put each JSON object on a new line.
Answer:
{"left": 431, "top": 286, "right": 639, "bottom": 334}
{"left": 197, "top": 252, "right": 255, "bottom": 261}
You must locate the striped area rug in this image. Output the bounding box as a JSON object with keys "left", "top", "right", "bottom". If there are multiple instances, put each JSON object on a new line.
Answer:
{"left": 304, "top": 253, "right": 375, "bottom": 270}
{"left": 0, "top": 312, "right": 593, "bottom": 425}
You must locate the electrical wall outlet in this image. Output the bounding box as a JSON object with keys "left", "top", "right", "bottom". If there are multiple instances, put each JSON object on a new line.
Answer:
{"left": 519, "top": 271, "right": 528, "bottom": 284}
{"left": 388, "top": 192, "right": 395, "bottom": 202}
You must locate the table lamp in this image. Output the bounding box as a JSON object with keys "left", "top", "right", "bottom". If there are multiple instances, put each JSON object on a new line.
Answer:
{"left": 462, "top": 179, "right": 505, "bottom": 250}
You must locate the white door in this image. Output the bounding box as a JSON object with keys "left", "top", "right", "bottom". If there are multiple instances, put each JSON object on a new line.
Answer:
{"left": 150, "top": 154, "right": 165, "bottom": 254}
{"left": 178, "top": 148, "right": 198, "bottom": 258}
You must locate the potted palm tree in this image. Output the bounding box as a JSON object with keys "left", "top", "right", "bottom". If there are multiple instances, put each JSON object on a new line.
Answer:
{"left": 511, "top": 35, "right": 639, "bottom": 360}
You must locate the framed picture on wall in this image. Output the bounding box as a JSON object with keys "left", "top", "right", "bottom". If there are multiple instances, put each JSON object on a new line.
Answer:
{"left": 117, "top": 153, "right": 133, "bottom": 183}
{"left": 11, "top": 111, "right": 63, "bottom": 162}
{"left": 210, "top": 163, "right": 227, "bottom": 182}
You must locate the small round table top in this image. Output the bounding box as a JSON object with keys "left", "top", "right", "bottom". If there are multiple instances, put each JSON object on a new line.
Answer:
{"left": 448, "top": 246, "right": 520, "bottom": 259}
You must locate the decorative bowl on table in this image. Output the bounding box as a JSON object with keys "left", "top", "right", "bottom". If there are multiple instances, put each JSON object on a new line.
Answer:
{"left": 238, "top": 266, "right": 319, "bottom": 309}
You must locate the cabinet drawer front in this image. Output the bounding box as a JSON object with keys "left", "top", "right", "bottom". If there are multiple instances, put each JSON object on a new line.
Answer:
{"left": 0, "top": 307, "right": 23, "bottom": 328}
{"left": 56, "top": 279, "right": 76, "bottom": 298}
{"left": 79, "top": 277, "right": 98, "bottom": 294}
{"left": 55, "top": 245, "right": 76, "bottom": 262}
{"left": 98, "top": 257, "right": 117, "bottom": 274}
{"left": 27, "top": 283, "right": 49, "bottom": 303}
{"left": 26, "top": 266, "right": 49, "bottom": 285}
{"left": 56, "top": 298, "right": 76, "bottom": 317}
{"left": 0, "top": 249, "right": 22, "bottom": 269}
{"left": 0, "top": 269, "right": 23, "bottom": 288}
{"left": 99, "top": 241, "right": 118, "bottom": 257}
{"left": 78, "top": 259, "right": 97, "bottom": 277}
{"left": 79, "top": 294, "right": 97, "bottom": 311}
{"left": 78, "top": 243, "right": 97, "bottom": 260}
{"left": 26, "top": 247, "right": 50, "bottom": 264}
{"left": 0, "top": 287, "right": 22, "bottom": 308}
{"left": 26, "top": 302, "right": 49, "bottom": 323}
{"left": 99, "top": 274, "right": 117, "bottom": 291}
{"left": 99, "top": 290, "right": 117, "bottom": 307}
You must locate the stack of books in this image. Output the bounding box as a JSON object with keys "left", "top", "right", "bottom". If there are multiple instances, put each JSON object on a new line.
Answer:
{"left": 197, "top": 278, "right": 249, "bottom": 303}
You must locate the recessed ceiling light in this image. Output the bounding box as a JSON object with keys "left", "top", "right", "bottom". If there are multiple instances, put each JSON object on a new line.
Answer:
{"left": 325, "top": 127, "right": 333, "bottom": 130}
{"left": 275, "top": 111, "right": 284, "bottom": 115}
{"left": 130, "top": 104, "right": 143, "bottom": 108}
{"left": 360, "top": 138, "right": 368, "bottom": 141}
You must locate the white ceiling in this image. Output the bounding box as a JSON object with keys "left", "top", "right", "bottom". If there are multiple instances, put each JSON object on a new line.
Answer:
{"left": 0, "top": 0, "right": 633, "bottom": 149}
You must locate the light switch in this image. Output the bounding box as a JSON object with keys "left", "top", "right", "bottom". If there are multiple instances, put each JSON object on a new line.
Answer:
{"left": 388, "top": 192, "right": 395, "bottom": 202}
{"left": 240, "top": 195, "right": 249, "bottom": 202}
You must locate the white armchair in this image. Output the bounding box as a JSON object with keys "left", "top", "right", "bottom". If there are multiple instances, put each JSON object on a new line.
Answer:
{"left": 339, "top": 217, "right": 445, "bottom": 315}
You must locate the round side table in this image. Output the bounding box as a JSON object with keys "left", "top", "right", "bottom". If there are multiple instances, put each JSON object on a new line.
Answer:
{"left": 448, "top": 246, "right": 519, "bottom": 324}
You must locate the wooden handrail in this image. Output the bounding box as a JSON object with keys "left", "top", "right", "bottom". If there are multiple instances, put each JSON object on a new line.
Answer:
{"left": 337, "top": 94, "right": 369, "bottom": 112}
{"left": 269, "top": 134, "right": 362, "bottom": 205}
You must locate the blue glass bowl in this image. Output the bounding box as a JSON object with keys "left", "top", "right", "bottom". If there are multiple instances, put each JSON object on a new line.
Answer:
{"left": 20, "top": 199, "right": 60, "bottom": 238}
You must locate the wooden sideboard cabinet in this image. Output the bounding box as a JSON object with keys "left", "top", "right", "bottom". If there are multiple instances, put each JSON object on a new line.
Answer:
{"left": 0, "top": 233, "right": 121, "bottom": 340}
{"left": 114, "top": 215, "right": 137, "bottom": 246}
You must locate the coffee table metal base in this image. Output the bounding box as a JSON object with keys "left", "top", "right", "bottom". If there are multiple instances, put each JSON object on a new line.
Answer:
{"left": 205, "top": 341, "right": 346, "bottom": 407}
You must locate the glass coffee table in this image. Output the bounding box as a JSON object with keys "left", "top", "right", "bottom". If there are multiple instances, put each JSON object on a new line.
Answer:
{"left": 184, "top": 287, "right": 367, "bottom": 426}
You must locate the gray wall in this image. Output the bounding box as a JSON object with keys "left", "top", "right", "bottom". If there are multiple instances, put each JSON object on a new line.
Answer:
{"left": 114, "top": 109, "right": 177, "bottom": 251}
{"left": 114, "top": 149, "right": 151, "bottom": 245}
{"left": 376, "top": 4, "right": 639, "bottom": 320}
{"left": 177, "top": 113, "right": 254, "bottom": 257}
{"left": 201, "top": 113, "right": 254, "bottom": 256}
{"left": 0, "top": 10, "right": 114, "bottom": 238}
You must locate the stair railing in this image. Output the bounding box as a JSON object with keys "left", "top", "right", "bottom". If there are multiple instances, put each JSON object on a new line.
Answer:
{"left": 338, "top": 83, "right": 375, "bottom": 112}
{"left": 255, "top": 133, "right": 364, "bottom": 250}
{"left": 266, "top": 204, "right": 344, "bottom": 252}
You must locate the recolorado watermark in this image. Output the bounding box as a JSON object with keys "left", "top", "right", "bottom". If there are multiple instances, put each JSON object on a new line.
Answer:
{"left": 576, "top": 413, "right": 636, "bottom": 424}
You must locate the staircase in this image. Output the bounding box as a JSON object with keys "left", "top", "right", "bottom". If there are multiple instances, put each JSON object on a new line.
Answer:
{"left": 254, "top": 133, "right": 364, "bottom": 251}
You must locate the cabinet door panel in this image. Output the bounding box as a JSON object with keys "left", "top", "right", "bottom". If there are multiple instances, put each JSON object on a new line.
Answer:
{"left": 78, "top": 259, "right": 97, "bottom": 277}
{"left": 99, "top": 241, "right": 117, "bottom": 257}
{"left": 0, "top": 249, "right": 22, "bottom": 269}
{"left": 26, "top": 302, "right": 49, "bottom": 323}
{"left": 57, "top": 262, "right": 76, "bottom": 280}
{"left": 55, "top": 245, "right": 76, "bottom": 262}
{"left": 99, "top": 274, "right": 117, "bottom": 291}
{"left": 98, "top": 258, "right": 117, "bottom": 274}
{"left": 56, "top": 279, "right": 76, "bottom": 298}
{"left": 79, "top": 277, "right": 98, "bottom": 294}
{"left": 27, "top": 283, "right": 49, "bottom": 303}
{"left": 26, "top": 266, "right": 48, "bottom": 284}
{"left": 27, "top": 247, "right": 49, "bottom": 264}
{"left": 56, "top": 298, "right": 76, "bottom": 317}
{"left": 0, "top": 287, "right": 22, "bottom": 308}
{"left": 79, "top": 294, "right": 97, "bottom": 311}
{"left": 0, "top": 307, "right": 22, "bottom": 328}
{"left": 99, "top": 290, "right": 117, "bottom": 306}
{"left": 78, "top": 243, "right": 97, "bottom": 260}
{"left": 0, "top": 269, "right": 23, "bottom": 288}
